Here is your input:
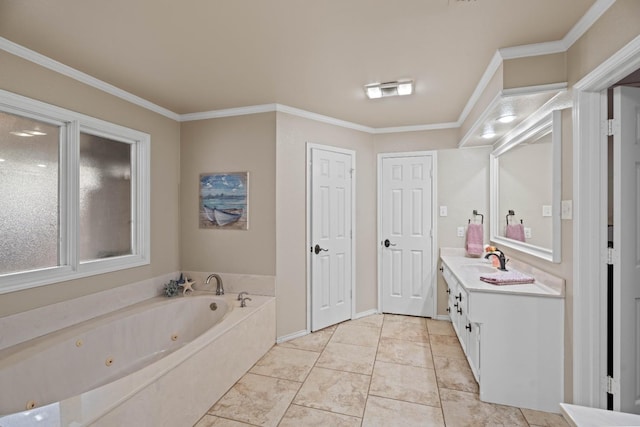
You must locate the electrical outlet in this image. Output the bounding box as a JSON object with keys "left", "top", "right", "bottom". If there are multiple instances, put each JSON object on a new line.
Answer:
{"left": 524, "top": 227, "right": 532, "bottom": 239}
{"left": 457, "top": 226, "right": 465, "bottom": 237}
{"left": 440, "top": 206, "right": 448, "bottom": 217}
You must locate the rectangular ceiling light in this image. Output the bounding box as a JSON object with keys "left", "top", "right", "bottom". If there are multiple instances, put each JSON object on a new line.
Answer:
{"left": 364, "top": 80, "right": 414, "bottom": 99}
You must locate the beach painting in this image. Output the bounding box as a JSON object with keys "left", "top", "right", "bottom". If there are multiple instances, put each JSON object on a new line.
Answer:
{"left": 199, "top": 172, "right": 248, "bottom": 230}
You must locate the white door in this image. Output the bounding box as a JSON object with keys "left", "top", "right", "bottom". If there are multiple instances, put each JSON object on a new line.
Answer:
{"left": 379, "top": 154, "right": 435, "bottom": 317}
{"left": 310, "top": 146, "right": 353, "bottom": 331}
{"left": 613, "top": 85, "right": 640, "bottom": 413}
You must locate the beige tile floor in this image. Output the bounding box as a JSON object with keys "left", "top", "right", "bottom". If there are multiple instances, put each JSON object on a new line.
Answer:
{"left": 194, "top": 314, "right": 569, "bottom": 427}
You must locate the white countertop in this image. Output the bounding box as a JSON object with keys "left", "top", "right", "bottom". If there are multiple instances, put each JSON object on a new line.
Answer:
{"left": 440, "top": 248, "right": 565, "bottom": 298}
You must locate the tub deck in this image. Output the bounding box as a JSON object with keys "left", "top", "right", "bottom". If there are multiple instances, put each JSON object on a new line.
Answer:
{"left": 0, "top": 292, "right": 275, "bottom": 427}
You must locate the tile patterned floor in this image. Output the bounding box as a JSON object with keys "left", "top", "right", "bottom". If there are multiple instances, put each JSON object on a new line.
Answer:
{"left": 194, "top": 315, "right": 569, "bottom": 427}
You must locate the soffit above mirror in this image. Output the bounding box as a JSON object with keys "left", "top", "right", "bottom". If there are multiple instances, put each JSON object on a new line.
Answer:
{"left": 459, "top": 84, "right": 567, "bottom": 148}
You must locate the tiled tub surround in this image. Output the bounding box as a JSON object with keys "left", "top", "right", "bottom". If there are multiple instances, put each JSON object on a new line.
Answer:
{"left": 0, "top": 292, "right": 275, "bottom": 426}
{"left": 185, "top": 271, "right": 276, "bottom": 297}
{"left": 440, "top": 248, "right": 565, "bottom": 413}
{"left": 0, "top": 271, "right": 274, "bottom": 353}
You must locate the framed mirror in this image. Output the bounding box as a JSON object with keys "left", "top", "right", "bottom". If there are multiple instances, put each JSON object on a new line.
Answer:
{"left": 489, "top": 110, "right": 561, "bottom": 263}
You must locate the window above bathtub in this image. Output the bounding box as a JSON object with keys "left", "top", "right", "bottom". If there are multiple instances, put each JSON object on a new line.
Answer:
{"left": 0, "top": 89, "right": 150, "bottom": 294}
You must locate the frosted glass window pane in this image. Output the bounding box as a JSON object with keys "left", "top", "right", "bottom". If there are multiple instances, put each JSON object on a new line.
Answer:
{"left": 0, "top": 111, "right": 60, "bottom": 275}
{"left": 79, "top": 133, "right": 132, "bottom": 262}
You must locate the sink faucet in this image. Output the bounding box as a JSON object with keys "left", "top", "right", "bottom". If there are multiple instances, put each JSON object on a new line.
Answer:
{"left": 484, "top": 250, "right": 508, "bottom": 271}
{"left": 237, "top": 291, "right": 249, "bottom": 301}
{"left": 205, "top": 273, "right": 224, "bottom": 295}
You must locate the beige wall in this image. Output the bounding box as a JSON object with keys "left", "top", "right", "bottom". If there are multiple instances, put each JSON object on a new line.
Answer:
{"left": 276, "top": 112, "right": 376, "bottom": 338}
{"left": 503, "top": 53, "right": 567, "bottom": 90}
{"left": 180, "top": 113, "right": 276, "bottom": 275}
{"left": 567, "top": 0, "right": 640, "bottom": 87}
{"left": 0, "top": 50, "right": 181, "bottom": 318}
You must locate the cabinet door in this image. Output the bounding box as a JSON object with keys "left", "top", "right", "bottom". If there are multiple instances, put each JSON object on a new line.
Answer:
{"left": 454, "top": 287, "right": 467, "bottom": 341}
{"left": 467, "top": 321, "right": 480, "bottom": 382}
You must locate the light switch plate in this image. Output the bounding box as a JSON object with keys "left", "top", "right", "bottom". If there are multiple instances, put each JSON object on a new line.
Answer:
{"left": 524, "top": 227, "right": 532, "bottom": 238}
{"left": 457, "top": 226, "right": 465, "bottom": 237}
{"left": 542, "top": 205, "right": 552, "bottom": 217}
{"left": 561, "top": 200, "right": 573, "bottom": 220}
{"left": 440, "top": 206, "right": 448, "bottom": 217}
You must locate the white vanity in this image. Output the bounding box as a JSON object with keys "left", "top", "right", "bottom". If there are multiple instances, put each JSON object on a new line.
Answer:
{"left": 440, "top": 247, "right": 565, "bottom": 413}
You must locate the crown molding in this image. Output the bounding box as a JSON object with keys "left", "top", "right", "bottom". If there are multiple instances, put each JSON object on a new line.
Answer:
{"left": 274, "top": 104, "right": 375, "bottom": 133}
{"left": 180, "top": 104, "right": 277, "bottom": 122}
{"left": 0, "top": 37, "right": 181, "bottom": 121}
{"left": 373, "top": 122, "right": 458, "bottom": 134}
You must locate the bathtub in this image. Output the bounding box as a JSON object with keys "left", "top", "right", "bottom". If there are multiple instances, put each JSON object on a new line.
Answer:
{"left": 0, "top": 292, "right": 275, "bottom": 426}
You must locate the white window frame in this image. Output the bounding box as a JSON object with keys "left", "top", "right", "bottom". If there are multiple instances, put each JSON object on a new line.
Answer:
{"left": 0, "top": 89, "right": 150, "bottom": 294}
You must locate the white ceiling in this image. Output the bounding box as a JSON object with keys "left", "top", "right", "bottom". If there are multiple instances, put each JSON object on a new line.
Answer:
{"left": 0, "top": 0, "right": 597, "bottom": 129}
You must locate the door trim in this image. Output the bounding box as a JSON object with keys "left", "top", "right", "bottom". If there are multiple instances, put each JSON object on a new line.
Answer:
{"left": 572, "top": 35, "right": 640, "bottom": 408}
{"left": 377, "top": 151, "right": 438, "bottom": 317}
{"left": 306, "top": 142, "right": 356, "bottom": 333}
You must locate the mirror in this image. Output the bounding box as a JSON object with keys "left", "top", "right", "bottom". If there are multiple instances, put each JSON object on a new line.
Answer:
{"left": 490, "top": 110, "right": 561, "bottom": 263}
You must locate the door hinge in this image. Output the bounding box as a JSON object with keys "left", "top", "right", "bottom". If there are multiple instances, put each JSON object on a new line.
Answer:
{"left": 606, "top": 119, "right": 618, "bottom": 137}
{"left": 350, "top": 168, "right": 354, "bottom": 177}
{"left": 606, "top": 247, "right": 616, "bottom": 265}
{"left": 604, "top": 375, "right": 619, "bottom": 395}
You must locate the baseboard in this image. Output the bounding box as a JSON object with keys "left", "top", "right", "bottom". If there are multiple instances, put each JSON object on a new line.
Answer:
{"left": 276, "top": 329, "right": 308, "bottom": 344}
{"left": 353, "top": 309, "right": 379, "bottom": 320}
{"left": 433, "top": 314, "right": 452, "bottom": 322}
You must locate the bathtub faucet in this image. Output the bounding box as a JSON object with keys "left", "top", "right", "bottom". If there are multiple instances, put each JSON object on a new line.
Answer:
{"left": 205, "top": 273, "right": 224, "bottom": 295}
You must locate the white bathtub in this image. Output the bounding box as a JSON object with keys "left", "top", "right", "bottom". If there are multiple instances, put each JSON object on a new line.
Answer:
{"left": 0, "top": 292, "right": 275, "bottom": 426}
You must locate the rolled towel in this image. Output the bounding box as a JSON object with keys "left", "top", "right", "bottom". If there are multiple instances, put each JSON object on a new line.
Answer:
{"left": 480, "top": 271, "right": 535, "bottom": 285}
{"left": 465, "top": 223, "right": 484, "bottom": 257}
{"left": 505, "top": 223, "right": 525, "bottom": 242}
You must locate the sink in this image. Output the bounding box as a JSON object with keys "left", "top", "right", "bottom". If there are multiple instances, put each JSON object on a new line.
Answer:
{"left": 459, "top": 263, "right": 499, "bottom": 274}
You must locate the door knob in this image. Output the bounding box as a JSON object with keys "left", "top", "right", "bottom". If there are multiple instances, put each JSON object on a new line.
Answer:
{"left": 383, "top": 239, "right": 397, "bottom": 248}
{"left": 314, "top": 244, "right": 328, "bottom": 255}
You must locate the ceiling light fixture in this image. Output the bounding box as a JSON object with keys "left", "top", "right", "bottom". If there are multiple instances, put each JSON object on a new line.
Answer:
{"left": 364, "top": 80, "right": 414, "bottom": 99}
{"left": 9, "top": 129, "right": 48, "bottom": 137}
{"left": 481, "top": 128, "right": 496, "bottom": 139}
{"left": 10, "top": 131, "right": 34, "bottom": 137}
{"left": 497, "top": 114, "right": 517, "bottom": 124}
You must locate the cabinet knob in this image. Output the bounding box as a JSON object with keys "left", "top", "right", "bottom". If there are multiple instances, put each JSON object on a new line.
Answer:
{"left": 457, "top": 307, "right": 462, "bottom": 315}
{"left": 446, "top": 288, "right": 451, "bottom": 294}
{"left": 439, "top": 266, "right": 444, "bottom": 272}
{"left": 446, "top": 307, "right": 451, "bottom": 313}
{"left": 454, "top": 302, "right": 459, "bottom": 309}
{"left": 465, "top": 323, "right": 472, "bottom": 332}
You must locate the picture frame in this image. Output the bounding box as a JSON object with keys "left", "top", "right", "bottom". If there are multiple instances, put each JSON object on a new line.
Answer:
{"left": 199, "top": 172, "right": 248, "bottom": 230}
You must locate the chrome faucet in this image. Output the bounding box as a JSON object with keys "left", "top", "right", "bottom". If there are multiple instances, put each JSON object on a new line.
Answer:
{"left": 237, "top": 291, "right": 249, "bottom": 301}
{"left": 484, "top": 249, "right": 508, "bottom": 271}
{"left": 240, "top": 296, "right": 252, "bottom": 307}
{"left": 205, "top": 273, "right": 224, "bottom": 295}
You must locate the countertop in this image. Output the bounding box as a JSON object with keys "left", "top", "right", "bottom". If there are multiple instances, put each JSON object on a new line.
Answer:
{"left": 440, "top": 248, "right": 565, "bottom": 298}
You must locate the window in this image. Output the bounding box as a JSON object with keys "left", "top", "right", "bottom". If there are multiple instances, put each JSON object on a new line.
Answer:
{"left": 0, "top": 89, "right": 150, "bottom": 293}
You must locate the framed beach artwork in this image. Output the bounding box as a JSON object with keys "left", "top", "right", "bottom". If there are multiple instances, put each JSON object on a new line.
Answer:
{"left": 199, "top": 172, "right": 248, "bottom": 230}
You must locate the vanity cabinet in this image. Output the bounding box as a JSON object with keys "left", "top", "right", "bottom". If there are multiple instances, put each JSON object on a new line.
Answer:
{"left": 443, "top": 265, "right": 480, "bottom": 381}
{"left": 440, "top": 250, "right": 565, "bottom": 413}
